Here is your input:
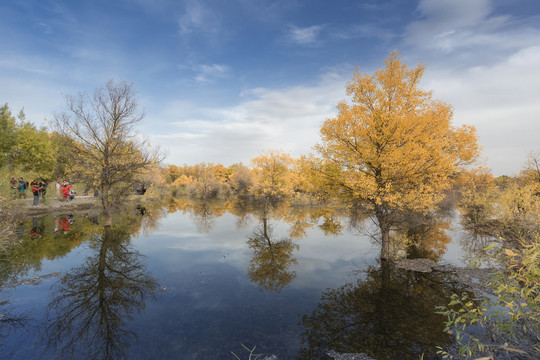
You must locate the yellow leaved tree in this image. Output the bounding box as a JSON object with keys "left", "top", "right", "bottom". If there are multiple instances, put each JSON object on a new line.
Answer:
{"left": 250, "top": 151, "right": 295, "bottom": 200}
{"left": 315, "top": 51, "right": 480, "bottom": 260}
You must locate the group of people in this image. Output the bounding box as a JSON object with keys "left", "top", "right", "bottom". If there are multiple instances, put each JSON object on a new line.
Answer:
{"left": 9, "top": 177, "right": 76, "bottom": 205}
{"left": 57, "top": 181, "right": 75, "bottom": 201}
{"left": 30, "top": 180, "right": 47, "bottom": 206}
{"left": 10, "top": 177, "right": 30, "bottom": 198}
{"left": 10, "top": 177, "right": 48, "bottom": 206}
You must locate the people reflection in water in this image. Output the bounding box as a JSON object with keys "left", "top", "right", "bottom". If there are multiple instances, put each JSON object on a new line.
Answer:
{"left": 300, "top": 261, "right": 471, "bottom": 360}
{"left": 44, "top": 225, "right": 158, "bottom": 360}
{"left": 247, "top": 213, "right": 299, "bottom": 292}
{"left": 57, "top": 215, "right": 73, "bottom": 234}
{"left": 30, "top": 216, "right": 44, "bottom": 238}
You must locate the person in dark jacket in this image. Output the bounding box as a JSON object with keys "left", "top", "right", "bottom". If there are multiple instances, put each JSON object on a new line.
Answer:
{"left": 39, "top": 180, "right": 47, "bottom": 196}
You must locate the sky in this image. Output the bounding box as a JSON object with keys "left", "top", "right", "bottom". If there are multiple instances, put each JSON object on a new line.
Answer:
{"left": 1, "top": 0, "right": 539, "bottom": 176}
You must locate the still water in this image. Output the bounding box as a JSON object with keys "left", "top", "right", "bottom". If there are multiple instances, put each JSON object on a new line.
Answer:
{"left": 0, "top": 198, "right": 481, "bottom": 359}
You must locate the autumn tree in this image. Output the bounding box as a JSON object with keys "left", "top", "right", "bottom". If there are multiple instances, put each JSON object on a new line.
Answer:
{"left": 251, "top": 151, "right": 295, "bottom": 200}
{"left": 228, "top": 163, "right": 253, "bottom": 197}
{"left": 188, "top": 163, "right": 224, "bottom": 199}
{"left": 522, "top": 151, "right": 540, "bottom": 188}
{"left": 315, "top": 51, "right": 479, "bottom": 260}
{"left": 54, "top": 80, "right": 160, "bottom": 223}
{"left": 0, "top": 104, "right": 56, "bottom": 179}
{"left": 10, "top": 122, "right": 56, "bottom": 178}
{"left": 456, "top": 168, "right": 497, "bottom": 228}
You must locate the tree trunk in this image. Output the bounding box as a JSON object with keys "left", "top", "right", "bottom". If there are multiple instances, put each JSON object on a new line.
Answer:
{"left": 101, "top": 185, "right": 113, "bottom": 226}
{"left": 375, "top": 207, "right": 391, "bottom": 261}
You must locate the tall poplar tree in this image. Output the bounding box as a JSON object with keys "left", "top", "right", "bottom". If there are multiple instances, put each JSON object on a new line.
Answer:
{"left": 315, "top": 51, "right": 480, "bottom": 260}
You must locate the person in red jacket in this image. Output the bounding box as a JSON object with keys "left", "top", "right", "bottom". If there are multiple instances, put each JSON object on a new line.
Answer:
{"left": 61, "top": 182, "right": 74, "bottom": 200}
{"left": 31, "top": 180, "right": 43, "bottom": 207}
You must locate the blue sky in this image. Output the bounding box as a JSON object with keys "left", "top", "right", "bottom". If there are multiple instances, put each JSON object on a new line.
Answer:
{"left": 1, "top": 0, "right": 539, "bottom": 175}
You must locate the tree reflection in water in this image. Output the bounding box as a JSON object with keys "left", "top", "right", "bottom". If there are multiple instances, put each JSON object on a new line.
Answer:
{"left": 300, "top": 261, "right": 471, "bottom": 360}
{"left": 0, "top": 299, "right": 29, "bottom": 353}
{"left": 44, "top": 225, "right": 158, "bottom": 360}
{"left": 247, "top": 214, "right": 299, "bottom": 292}
{"left": 402, "top": 217, "right": 452, "bottom": 262}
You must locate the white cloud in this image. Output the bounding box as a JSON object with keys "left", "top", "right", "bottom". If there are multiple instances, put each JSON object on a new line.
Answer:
{"left": 287, "top": 25, "right": 324, "bottom": 45}
{"left": 402, "top": 0, "right": 540, "bottom": 175}
{"left": 149, "top": 72, "right": 347, "bottom": 166}
{"left": 406, "top": 0, "right": 501, "bottom": 52}
{"left": 423, "top": 46, "right": 540, "bottom": 175}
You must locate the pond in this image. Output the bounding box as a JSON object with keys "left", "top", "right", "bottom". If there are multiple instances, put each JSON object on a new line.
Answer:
{"left": 0, "top": 198, "right": 487, "bottom": 359}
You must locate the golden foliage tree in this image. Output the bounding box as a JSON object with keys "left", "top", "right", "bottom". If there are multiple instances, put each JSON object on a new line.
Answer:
{"left": 228, "top": 163, "right": 253, "bottom": 197}
{"left": 315, "top": 51, "right": 480, "bottom": 260}
{"left": 456, "top": 167, "right": 497, "bottom": 227}
{"left": 251, "top": 150, "right": 295, "bottom": 200}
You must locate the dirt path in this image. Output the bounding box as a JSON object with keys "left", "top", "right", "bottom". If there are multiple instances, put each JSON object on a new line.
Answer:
{"left": 10, "top": 195, "right": 101, "bottom": 216}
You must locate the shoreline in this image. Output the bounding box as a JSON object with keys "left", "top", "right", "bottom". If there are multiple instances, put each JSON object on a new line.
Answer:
{"left": 7, "top": 195, "right": 103, "bottom": 216}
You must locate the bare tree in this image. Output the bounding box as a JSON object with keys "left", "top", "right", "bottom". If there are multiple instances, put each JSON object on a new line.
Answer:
{"left": 55, "top": 80, "right": 161, "bottom": 224}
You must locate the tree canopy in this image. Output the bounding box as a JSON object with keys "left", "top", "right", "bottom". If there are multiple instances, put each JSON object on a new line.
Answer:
{"left": 314, "top": 51, "right": 480, "bottom": 259}
{"left": 54, "top": 80, "right": 160, "bottom": 222}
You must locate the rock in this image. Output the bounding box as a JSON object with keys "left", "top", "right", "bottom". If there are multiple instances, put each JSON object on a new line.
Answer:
{"left": 394, "top": 258, "right": 444, "bottom": 273}
{"left": 326, "top": 350, "right": 376, "bottom": 360}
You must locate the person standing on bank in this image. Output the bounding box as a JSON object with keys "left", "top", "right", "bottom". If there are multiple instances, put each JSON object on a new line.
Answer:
{"left": 17, "top": 177, "right": 26, "bottom": 198}
{"left": 31, "top": 180, "right": 43, "bottom": 207}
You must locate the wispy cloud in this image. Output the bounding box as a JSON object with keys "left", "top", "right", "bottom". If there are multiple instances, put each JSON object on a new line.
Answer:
{"left": 178, "top": 0, "right": 220, "bottom": 35}
{"left": 404, "top": 0, "right": 532, "bottom": 54}
{"left": 422, "top": 45, "right": 540, "bottom": 175}
{"left": 0, "top": 54, "right": 54, "bottom": 75}
{"left": 287, "top": 25, "right": 324, "bottom": 45}
{"left": 193, "top": 64, "right": 230, "bottom": 83}
{"left": 333, "top": 24, "right": 396, "bottom": 41}
{"left": 149, "top": 71, "right": 347, "bottom": 166}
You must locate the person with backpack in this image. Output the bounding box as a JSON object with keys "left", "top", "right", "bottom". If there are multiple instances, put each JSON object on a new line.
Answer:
{"left": 17, "top": 178, "right": 26, "bottom": 198}
{"left": 31, "top": 180, "right": 43, "bottom": 207}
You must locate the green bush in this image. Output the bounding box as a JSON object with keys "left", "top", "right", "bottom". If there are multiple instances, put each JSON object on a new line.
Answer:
{"left": 437, "top": 241, "right": 540, "bottom": 359}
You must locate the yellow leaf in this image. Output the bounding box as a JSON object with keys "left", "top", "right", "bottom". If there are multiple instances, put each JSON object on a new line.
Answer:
{"left": 504, "top": 249, "right": 517, "bottom": 257}
{"left": 500, "top": 346, "right": 528, "bottom": 354}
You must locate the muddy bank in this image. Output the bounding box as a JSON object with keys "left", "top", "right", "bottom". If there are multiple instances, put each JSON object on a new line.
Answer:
{"left": 395, "top": 257, "right": 495, "bottom": 294}
{"left": 7, "top": 195, "right": 102, "bottom": 216}
{"left": 5, "top": 194, "right": 159, "bottom": 216}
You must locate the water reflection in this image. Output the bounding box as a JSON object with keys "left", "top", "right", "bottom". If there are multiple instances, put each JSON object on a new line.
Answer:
{"left": 456, "top": 207, "right": 499, "bottom": 266}
{"left": 44, "top": 225, "right": 158, "bottom": 360}
{"left": 0, "top": 197, "right": 481, "bottom": 359}
{"left": 166, "top": 197, "right": 225, "bottom": 233}
{"left": 300, "top": 262, "right": 471, "bottom": 360}
{"left": 400, "top": 215, "right": 452, "bottom": 262}
{"left": 247, "top": 214, "right": 299, "bottom": 292}
{"left": 0, "top": 299, "right": 29, "bottom": 351}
